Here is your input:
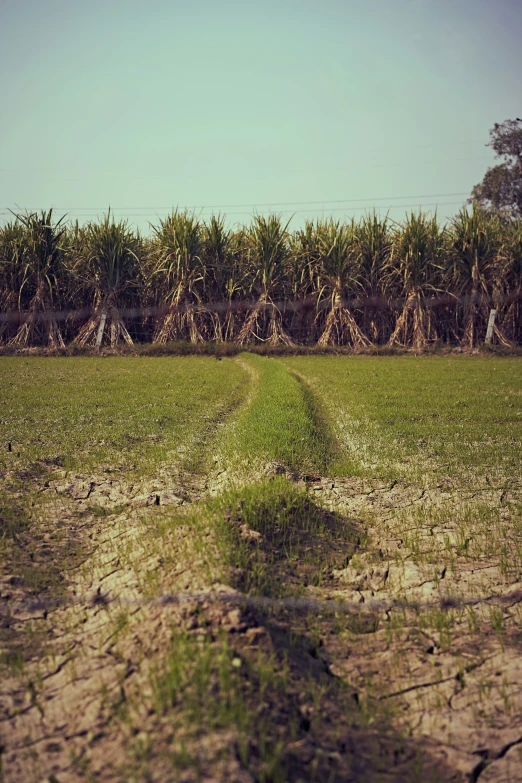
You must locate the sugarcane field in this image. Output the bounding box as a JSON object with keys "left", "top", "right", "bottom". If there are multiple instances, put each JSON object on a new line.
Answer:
{"left": 0, "top": 208, "right": 521, "bottom": 353}
{"left": 2, "top": 1, "right": 522, "bottom": 781}
{"left": 1, "top": 205, "right": 522, "bottom": 782}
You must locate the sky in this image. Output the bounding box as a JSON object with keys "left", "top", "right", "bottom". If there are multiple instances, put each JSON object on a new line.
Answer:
{"left": 0, "top": 0, "right": 521, "bottom": 232}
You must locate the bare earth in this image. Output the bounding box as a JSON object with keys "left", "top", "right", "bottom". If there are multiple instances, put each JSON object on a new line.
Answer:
{"left": 1, "top": 456, "right": 522, "bottom": 780}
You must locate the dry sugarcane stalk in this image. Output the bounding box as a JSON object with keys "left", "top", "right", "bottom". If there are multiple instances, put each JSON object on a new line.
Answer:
{"left": 317, "top": 292, "right": 370, "bottom": 347}
{"left": 267, "top": 301, "right": 295, "bottom": 347}
{"left": 74, "top": 305, "right": 133, "bottom": 347}
{"left": 389, "top": 293, "right": 436, "bottom": 349}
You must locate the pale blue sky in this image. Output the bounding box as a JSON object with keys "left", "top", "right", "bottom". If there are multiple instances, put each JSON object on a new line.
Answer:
{"left": 1, "top": 0, "right": 520, "bottom": 231}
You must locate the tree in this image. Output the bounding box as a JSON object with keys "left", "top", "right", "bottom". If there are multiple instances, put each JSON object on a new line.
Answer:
{"left": 201, "top": 215, "right": 237, "bottom": 341}
{"left": 471, "top": 118, "right": 522, "bottom": 218}
{"left": 0, "top": 220, "right": 26, "bottom": 343}
{"left": 497, "top": 217, "right": 522, "bottom": 344}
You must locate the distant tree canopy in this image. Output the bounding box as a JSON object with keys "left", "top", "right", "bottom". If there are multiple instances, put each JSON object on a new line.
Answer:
{"left": 471, "top": 118, "right": 522, "bottom": 218}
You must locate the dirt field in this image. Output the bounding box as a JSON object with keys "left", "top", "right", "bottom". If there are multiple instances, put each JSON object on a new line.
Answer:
{"left": 1, "top": 354, "right": 521, "bottom": 782}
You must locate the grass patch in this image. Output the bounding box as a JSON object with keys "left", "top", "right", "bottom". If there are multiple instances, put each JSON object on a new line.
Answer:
{"left": 0, "top": 355, "right": 249, "bottom": 477}
{"left": 284, "top": 355, "right": 522, "bottom": 483}
{"left": 148, "top": 628, "right": 289, "bottom": 781}
{"left": 227, "top": 354, "right": 339, "bottom": 475}
{"left": 138, "top": 619, "right": 371, "bottom": 783}
{"left": 138, "top": 477, "right": 363, "bottom": 601}
{"left": 214, "top": 477, "right": 363, "bottom": 597}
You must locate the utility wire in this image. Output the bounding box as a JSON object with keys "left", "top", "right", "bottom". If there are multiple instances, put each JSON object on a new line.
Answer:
{"left": 1, "top": 191, "right": 469, "bottom": 213}
{"left": 0, "top": 202, "right": 466, "bottom": 219}
{"left": 0, "top": 201, "right": 464, "bottom": 219}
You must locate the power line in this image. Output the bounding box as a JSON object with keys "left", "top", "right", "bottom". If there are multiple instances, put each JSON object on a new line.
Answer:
{"left": 0, "top": 202, "right": 465, "bottom": 222}
{"left": 0, "top": 202, "right": 464, "bottom": 220}
{"left": 257, "top": 201, "right": 465, "bottom": 217}
{"left": 1, "top": 192, "right": 469, "bottom": 214}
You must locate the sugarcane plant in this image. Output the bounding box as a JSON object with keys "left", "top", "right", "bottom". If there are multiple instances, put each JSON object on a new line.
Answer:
{"left": 235, "top": 214, "right": 294, "bottom": 346}
{"left": 387, "top": 211, "right": 445, "bottom": 350}
{"left": 315, "top": 218, "right": 370, "bottom": 347}
{"left": 7, "top": 210, "right": 68, "bottom": 348}
{"left": 72, "top": 212, "right": 140, "bottom": 347}
{"left": 496, "top": 217, "right": 522, "bottom": 344}
{"left": 219, "top": 228, "right": 249, "bottom": 342}
{"left": 287, "top": 220, "right": 321, "bottom": 343}
{"left": 355, "top": 212, "right": 392, "bottom": 343}
{"left": 149, "top": 210, "right": 205, "bottom": 343}
{"left": 201, "top": 214, "right": 239, "bottom": 341}
{"left": 446, "top": 204, "right": 500, "bottom": 347}
{"left": 0, "top": 220, "right": 27, "bottom": 343}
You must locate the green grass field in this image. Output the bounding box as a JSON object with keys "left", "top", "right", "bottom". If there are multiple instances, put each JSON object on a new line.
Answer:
{"left": 285, "top": 355, "right": 522, "bottom": 480}
{"left": 1, "top": 354, "right": 521, "bottom": 783}
{"left": 1, "top": 356, "right": 248, "bottom": 474}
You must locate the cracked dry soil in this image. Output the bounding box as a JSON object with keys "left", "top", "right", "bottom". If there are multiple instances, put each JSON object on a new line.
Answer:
{"left": 1, "top": 460, "right": 522, "bottom": 780}
{"left": 304, "top": 474, "right": 522, "bottom": 782}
